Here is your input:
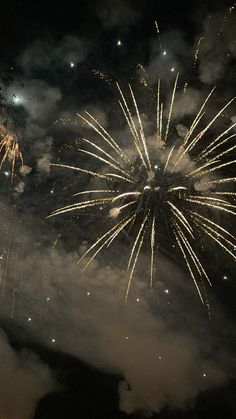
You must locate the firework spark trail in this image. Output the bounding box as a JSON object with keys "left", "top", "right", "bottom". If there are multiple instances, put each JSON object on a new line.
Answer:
{"left": 52, "top": 233, "right": 61, "bottom": 249}
{"left": 188, "top": 140, "right": 236, "bottom": 176}
{"left": 210, "top": 191, "right": 236, "bottom": 196}
{"left": 80, "top": 138, "right": 128, "bottom": 168}
{"left": 196, "top": 227, "right": 236, "bottom": 258}
{"left": 1, "top": 227, "right": 12, "bottom": 297}
{"left": 84, "top": 111, "right": 131, "bottom": 164}
{"left": 106, "top": 214, "right": 136, "bottom": 247}
{"left": 187, "top": 195, "right": 236, "bottom": 208}
{"left": 198, "top": 129, "right": 236, "bottom": 160}
{"left": 193, "top": 36, "right": 205, "bottom": 69}
{"left": 182, "top": 87, "right": 216, "bottom": 146}
{"left": 77, "top": 112, "right": 131, "bottom": 165}
{"left": 73, "top": 189, "right": 116, "bottom": 197}
{"left": 154, "top": 21, "right": 162, "bottom": 50}
{"left": 137, "top": 63, "right": 153, "bottom": 95}
{"left": 118, "top": 99, "right": 148, "bottom": 169}
{"left": 78, "top": 215, "right": 136, "bottom": 266}
{"left": 117, "top": 84, "right": 148, "bottom": 170}
{"left": 175, "top": 219, "right": 212, "bottom": 317}
{"left": 0, "top": 125, "right": 23, "bottom": 180}
{"left": 156, "top": 79, "right": 161, "bottom": 142}
{"left": 173, "top": 96, "right": 236, "bottom": 172}
{"left": 164, "top": 73, "right": 179, "bottom": 142}
{"left": 201, "top": 177, "right": 236, "bottom": 185}
{"left": 109, "top": 201, "right": 137, "bottom": 220}
{"left": 173, "top": 225, "right": 204, "bottom": 303}
{"left": 175, "top": 223, "right": 211, "bottom": 285}
{"left": 191, "top": 217, "right": 236, "bottom": 261}
{"left": 48, "top": 197, "right": 115, "bottom": 218}
{"left": 51, "top": 162, "right": 111, "bottom": 180}
{"left": 50, "top": 75, "right": 236, "bottom": 306}
{"left": 168, "top": 187, "right": 187, "bottom": 192}
{"left": 126, "top": 219, "right": 148, "bottom": 300}
{"left": 112, "top": 192, "right": 141, "bottom": 202}
{"left": 192, "top": 159, "right": 236, "bottom": 178}
{"left": 163, "top": 145, "right": 176, "bottom": 174}
{"left": 189, "top": 210, "right": 236, "bottom": 243}
{"left": 77, "top": 147, "right": 133, "bottom": 180}
{"left": 184, "top": 198, "right": 236, "bottom": 216}
{"left": 82, "top": 215, "right": 135, "bottom": 271}
{"left": 129, "top": 84, "right": 152, "bottom": 170}
{"left": 167, "top": 201, "right": 194, "bottom": 238}
{"left": 188, "top": 98, "right": 236, "bottom": 152}
{"left": 51, "top": 163, "right": 134, "bottom": 184}
{"left": 127, "top": 215, "right": 148, "bottom": 272}
{"left": 150, "top": 215, "right": 156, "bottom": 288}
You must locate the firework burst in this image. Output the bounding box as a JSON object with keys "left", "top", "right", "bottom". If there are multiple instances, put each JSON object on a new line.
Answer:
{"left": 0, "top": 124, "right": 23, "bottom": 180}
{"left": 49, "top": 75, "right": 236, "bottom": 305}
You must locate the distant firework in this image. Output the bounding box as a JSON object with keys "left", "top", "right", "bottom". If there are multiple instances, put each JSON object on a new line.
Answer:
{"left": 0, "top": 124, "right": 23, "bottom": 180}
{"left": 49, "top": 75, "right": 236, "bottom": 307}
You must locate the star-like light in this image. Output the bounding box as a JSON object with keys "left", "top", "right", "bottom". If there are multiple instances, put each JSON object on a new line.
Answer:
{"left": 13, "top": 95, "right": 24, "bottom": 105}
{"left": 117, "top": 40, "right": 122, "bottom": 46}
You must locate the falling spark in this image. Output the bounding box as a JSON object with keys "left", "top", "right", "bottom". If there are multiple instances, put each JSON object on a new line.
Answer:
{"left": 193, "top": 36, "right": 205, "bottom": 69}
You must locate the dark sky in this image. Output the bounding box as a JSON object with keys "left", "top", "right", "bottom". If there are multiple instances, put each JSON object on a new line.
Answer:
{"left": 0, "top": 1, "right": 235, "bottom": 418}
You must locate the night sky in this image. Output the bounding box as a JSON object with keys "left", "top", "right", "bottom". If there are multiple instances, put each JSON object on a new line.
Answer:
{"left": 0, "top": 1, "right": 236, "bottom": 418}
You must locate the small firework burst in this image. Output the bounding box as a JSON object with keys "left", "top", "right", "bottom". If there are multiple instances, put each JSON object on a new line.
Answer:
{"left": 0, "top": 124, "right": 23, "bottom": 180}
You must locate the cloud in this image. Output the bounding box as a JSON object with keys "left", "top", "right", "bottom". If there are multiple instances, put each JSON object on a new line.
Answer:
{"left": 21, "top": 79, "right": 62, "bottom": 123}
{"left": 37, "top": 154, "right": 51, "bottom": 175}
{"left": 176, "top": 123, "right": 189, "bottom": 138}
{"left": 146, "top": 30, "right": 190, "bottom": 85}
{"left": 197, "top": 10, "right": 236, "bottom": 84}
{"left": 18, "top": 35, "right": 91, "bottom": 73}
{"left": 20, "top": 165, "right": 32, "bottom": 176}
{"left": 14, "top": 180, "right": 25, "bottom": 194}
{"left": 0, "top": 330, "right": 57, "bottom": 419}
{"left": 94, "top": 0, "right": 140, "bottom": 29}
{"left": 172, "top": 88, "right": 202, "bottom": 119}
{"left": 0, "top": 217, "right": 231, "bottom": 416}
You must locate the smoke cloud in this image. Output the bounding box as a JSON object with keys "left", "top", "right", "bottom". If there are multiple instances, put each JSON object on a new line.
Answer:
{"left": 0, "top": 209, "right": 233, "bottom": 416}
{"left": 0, "top": 330, "right": 57, "bottom": 419}
{"left": 18, "top": 35, "right": 91, "bottom": 73}
{"left": 94, "top": 0, "right": 140, "bottom": 29}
